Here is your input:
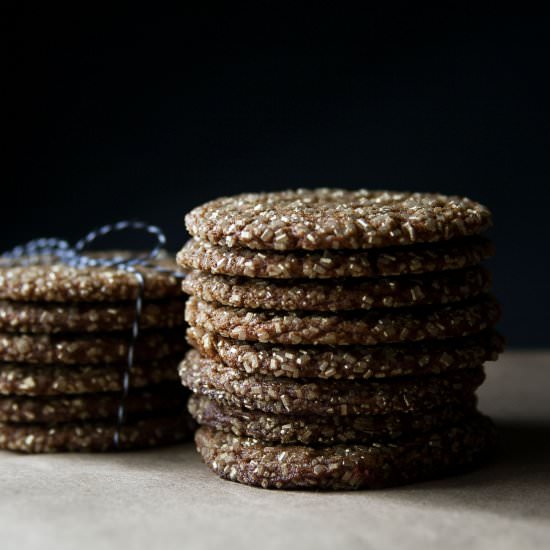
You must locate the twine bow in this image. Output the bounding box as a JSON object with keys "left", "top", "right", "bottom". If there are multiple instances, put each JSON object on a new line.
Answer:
{"left": 2, "top": 220, "right": 182, "bottom": 449}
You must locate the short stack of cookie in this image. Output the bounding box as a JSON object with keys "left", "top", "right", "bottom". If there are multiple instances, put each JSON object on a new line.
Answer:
{"left": 0, "top": 254, "right": 194, "bottom": 452}
{"left": 177, "top": 189, "right": 503, "bottom": 490}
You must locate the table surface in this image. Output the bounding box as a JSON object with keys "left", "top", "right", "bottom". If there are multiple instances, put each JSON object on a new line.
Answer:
{"left": 1, "top": 351, "right": 549, "bottom": 550}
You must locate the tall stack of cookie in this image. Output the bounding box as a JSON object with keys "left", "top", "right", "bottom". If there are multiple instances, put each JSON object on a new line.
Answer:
{"left": 178, "top": 189, "right": 503, "bottom": 490}
{"left": 0, "top": 255, "right": 193, "bottom": 452}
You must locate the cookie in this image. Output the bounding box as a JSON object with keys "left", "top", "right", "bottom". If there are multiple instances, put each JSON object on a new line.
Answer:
{"left": 182, "top": 267, "right": 491, "bottom": 311}
{"left": 0, "top": 329, "right": 185, "bottom": 364}
{"left": 177, "top": 236, "right": 494, "bottom": 279}
{"left": 0, "top": 384, "right": 187, "bottom": 422}
{"left": 0, "top": 255, "right": 182, "bottom": 302}
{"left": 0, "top": 413, "right": 194, "bottom": 453}
{"left": 0, "top": 299, "right": 186, "bottom": 333}
{"left": 194, "top": 414, "right": 496, "bottom": 490}
{"left": 188, "top": 394, "right": 477, "bottom": 445}
{"left": 185, "top": 189, "right": 492, "bottom": 251}
{"left": 185, "top": 295, "right": 500, "bottom": 345}
{"left": 179, "top": 351, "right": 485, "bottom": 416}
{"left": 0, "top": 357, "right": 180, "bottom": 396}
{"left": 187, "top": 326, "right": 503, "bottom": 379}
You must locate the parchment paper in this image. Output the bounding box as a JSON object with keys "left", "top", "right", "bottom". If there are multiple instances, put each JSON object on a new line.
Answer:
{"left": 1, "top": 352, "right": 549, "bottom": 550}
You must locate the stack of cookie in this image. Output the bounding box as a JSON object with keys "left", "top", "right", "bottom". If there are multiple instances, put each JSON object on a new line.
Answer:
{"left": 0, "top": 255, "right": 193, "bottom": 452}
{"left": 177, "top": 189, "right": 503, "bottom": 490}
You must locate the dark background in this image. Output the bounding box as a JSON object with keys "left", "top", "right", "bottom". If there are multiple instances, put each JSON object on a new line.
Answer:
{"left": 3, "top": 6, "right": 549, "bottom": 346}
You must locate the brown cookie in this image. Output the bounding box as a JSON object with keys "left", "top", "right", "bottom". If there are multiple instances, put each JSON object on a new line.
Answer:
{"left": 177, "top": 236, "right": 494, "bottom": 279}
{"left": 194, "top": 414, "right": 496, "bottom": 490}
{"left": 188, "top": 394, "right": 478, "bottom": 445}
{"left": 0, "top": 329, "right": 185, "bottom": 364}
{"left": 179, "top": 350, "right": 485, "bottom": 416}
{"left": 182, "top": 267, "right": 491, "bottom": 311}
{"left": 0, "top": 299, "right": 186, "bottom": 333}
{"left": 0, "top": 356, "right": 180, "bottom": 396}
{"left": 187, "top": 326, "right": 503, "bottom": 379}
{"left": 185, "top": 295, "right": 500, "bottom": 345}
{"left": 0, "top": 254, "right": 182, "bottom": 302}
{"left": 0, "top": 413, "right": 194, "bottom": 453}
{"left": 0, "top": 384, "right": 187, "bottom": 423}
{"left": 185, "top": 189, "right": 492, "bottom": 251}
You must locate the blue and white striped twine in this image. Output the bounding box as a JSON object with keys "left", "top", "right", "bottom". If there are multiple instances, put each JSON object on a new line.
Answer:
{"left": 2, "top": 220, "right": 184, "bottom": 449}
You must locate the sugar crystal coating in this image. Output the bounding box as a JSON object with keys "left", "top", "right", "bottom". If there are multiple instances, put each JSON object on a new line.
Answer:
{"left": 178, "top": 236, "right": 494, "bottom": 279}
{"left": 194, "top": 416, "right": 496, "bottom": 490}
{"left": 187, "top": 326, "right": 503, "bottom": 379}
{"left": 183, "top": 267, "right": 491, "bottom": 311}
{"left": 188, "top": 394, "right": 478, "bottom": 445}
{"left": 0, "top": 356, "right": 180, "bottom": 396}
{"left": 185, "top": 295, "right": 500, "bottom": 345}
{"left": 0, "top": 384, "right": 187, "bottom": 423}
{"left": 0, "top": 254, "right": 182, "bottom": 302}
{"left": 0, "top": 329, "right": 185, "bottom": 364}
{"left": 185, "top": 189, "right": 492, "bottom": 251}
{"left": 181, "top": 189, "right": 500, "bottom": 490}
{"left": 0, "top": 299, "right": 186, "bottom": 333}
{"left": 0, "top": 250, "right": 192, "bottom": 454}
{"left": 179, "top": 350, "right": 485, "bottom": 416}
{"left": 0, "top": 413, "right": 194, "bottom": 453}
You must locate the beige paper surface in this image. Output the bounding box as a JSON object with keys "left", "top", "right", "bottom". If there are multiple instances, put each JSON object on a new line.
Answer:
{"left": 1, "top": 352, "right": 549, "bottom": 550}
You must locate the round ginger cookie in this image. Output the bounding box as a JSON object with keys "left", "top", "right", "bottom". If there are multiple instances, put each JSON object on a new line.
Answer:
{"left": 177, "top": 236, "right": 494, "bottom": 279}
{"left": 188, "top": 394, "right": 478, "bottom": 445}
{"left": 0, "top": 384, "right": 187, "bottom": 423}
{"left": 0, "top": 413, "right": 194, "bottom": 453}
{"left": 179, "top": 350, "right": 485, "bottom": 416}
{"left": 187, "top": 326, "right": 503, "bottom": 380}
{"left": 0, "top": 254, "right": 183, "bottom": 302}
{"left": 185, "top": 295, "right": 500, "bottom": 345}
{"left": 0, "top": 357, "right": 180, "bottom": 396}
{"left": 182, "top": 267, "right": 491, "bottom": 312}
{"left": 0, "top": 329, "right": 185, "bottom": 364}
{"left": 185, "top": 189, "right": 492, "bottom": 251}
{"left": 194, "top": 415, "right": 496, "bottom": 490}
{"left": 0, "top": 299, "right": 186, "bottom": 333}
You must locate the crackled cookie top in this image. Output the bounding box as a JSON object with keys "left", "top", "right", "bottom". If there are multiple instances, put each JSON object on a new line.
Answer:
{"left": 185, "top": 189, "right": 492, "bottom": 251}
